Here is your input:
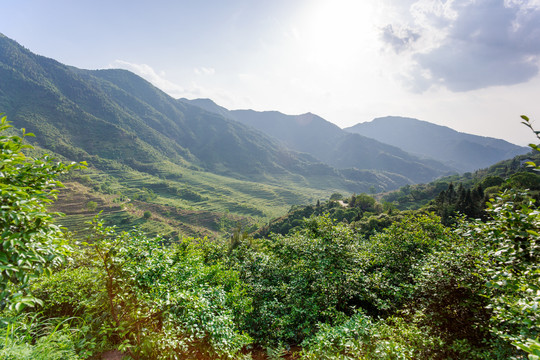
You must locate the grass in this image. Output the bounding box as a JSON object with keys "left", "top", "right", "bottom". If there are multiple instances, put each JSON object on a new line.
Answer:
{"left": 0, "top": 313, "right": 95, "bottom": 360}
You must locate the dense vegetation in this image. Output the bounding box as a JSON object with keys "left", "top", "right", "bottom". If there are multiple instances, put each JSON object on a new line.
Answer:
{"left": 256, "top": 151, "right": 540, "bottom": 238}
{"left": 381, "top": 151, "right": 540, "bottom": 211}
{"left": 1, "top": 114, "right": 539, "bottom": 359}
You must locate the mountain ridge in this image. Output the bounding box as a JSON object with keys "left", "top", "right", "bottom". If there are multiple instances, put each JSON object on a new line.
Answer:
{"left": 180, "top": 98, "right": 456, "bottom": 184}
{"left": 181, "top": 98, "right": 528, "bottom": 176}
{"left": 345, "top": 116, "right": 529, "bottom": 172}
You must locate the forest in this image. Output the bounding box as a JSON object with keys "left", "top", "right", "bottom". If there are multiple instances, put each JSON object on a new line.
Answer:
{"left": 1, "top": 111, "right": 539, "bottom": 359}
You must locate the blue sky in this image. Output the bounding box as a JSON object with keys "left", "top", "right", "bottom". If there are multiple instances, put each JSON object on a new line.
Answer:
{"left": 2, "top": 0, "right": 540, "bottom": 145}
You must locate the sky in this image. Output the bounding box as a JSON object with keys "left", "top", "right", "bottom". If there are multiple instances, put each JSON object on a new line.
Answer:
{"left": 2, "top": 0, "right": 540, "bottom": 145}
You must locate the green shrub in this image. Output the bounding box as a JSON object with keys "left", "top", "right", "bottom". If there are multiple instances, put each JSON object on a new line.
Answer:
{"left": 302, "top": 312, "right": 443, "bottom": 360}
{"left": 85, "top": 201, "right": 98, "bottom": 211}
{"left": 361, "top": 213, "right": 454, "bottom": 314}
{"left": 233, "top": 214, "right": 365, "bottom": 344}
{"left": 0, "top": 114, "right": 83, "bottom": 311}
{"left": 62, "top": 218, "right": 251, "bottom": 359}
{"left": 461, "top": 189, "right": 540, "bottom": 355}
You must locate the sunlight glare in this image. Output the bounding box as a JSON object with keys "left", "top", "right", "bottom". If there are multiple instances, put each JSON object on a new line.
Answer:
{"left": 297, "top": 0, "right": 380, "bottom": 68}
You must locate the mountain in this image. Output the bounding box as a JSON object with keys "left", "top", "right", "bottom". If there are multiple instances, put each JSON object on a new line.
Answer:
{"left": 345, "top": 116, "right": 529, "bottom": 172}
{"left": 0, "top": 33, "right": 356, "bottom": 182}
{"left": 0, "top": 33, "right": 421, "bottom": 237}
{"left": 180, "top": 99, "right": 455, "bottom": 184}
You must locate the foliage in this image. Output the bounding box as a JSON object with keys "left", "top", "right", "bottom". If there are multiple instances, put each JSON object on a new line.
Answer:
{"left": 300, "top": 311, "right": 376, "bottom": 360}
{"left": 514, "top": 338, "right": 540, "bottom": 360}
{"left": 0, "top": 114, "right": 83, "bottom": 311}
{"left": 361, "top": 213, "right": 454, "bottom": 314}
{"left": 405, "top": 229, "right": 509, "bottom": 359}
{"left": 461, "top": 189, "right": 540, "bottom": 354}
{"left": 232, "top": 214, "right": 364, "bottom": 344}
{"left": 232, "top": 212, "right": 463, "bottom": 351}
{"left": 0, "top": 312, "right": 94, "bottom": 360}
{"left": 85, "top": 201, "right": 97, "bottom": 211}
{"left": 382, "top": 150, "right": 540, "bottom": 212}
{"left": 4, "top": 105, "right": 540, "bottom": 358}
{"left": 256, "top": 193, "right": 389, "bottom": 238}
{"left": 432, "top": 182, "right": 487, "bottom": 224}
{"left": 33, "top": 217, "right": 252, "bottom": 359}
{"left": 301, "top": 312, "right": 443, "bottom": 360}
{"left": 522, "top": 115, "right": 540, "bottom": 159}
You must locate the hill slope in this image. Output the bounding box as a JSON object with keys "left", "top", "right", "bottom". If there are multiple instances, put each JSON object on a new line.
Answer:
{"left": 0, "top": 33, "right": 328, "bottom": 181}
{"left": 345, "top": 116, "right": 529, "bottom": 172}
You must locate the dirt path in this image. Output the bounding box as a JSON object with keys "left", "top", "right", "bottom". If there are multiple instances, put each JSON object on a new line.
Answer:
{"left": 100, "top": 350, "right": 124, "bottom": 360}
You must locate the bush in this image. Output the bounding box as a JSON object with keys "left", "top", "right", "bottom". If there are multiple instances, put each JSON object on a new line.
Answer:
{"left": 33, "top": 218, "right": 253, "bottom": 359}
{"left": 361, "top": 213, "right": 454, "bottom": 314}
{"left": 234, "top": 214, "right": 363, "bottom": 344}
{"left": 85, "top": 201, "right": 98, "bottom": 211}
{"left": 302, "top": 312, "right": 442, "bottom": 360}
{"left": 0, "top": 114, "right": 83, "bottom": 311}
{"left": 0, "top": 313, "right": 94, "bottom": 360}
{"left": 461, "top": 190, "right": 540, "bottom": 353}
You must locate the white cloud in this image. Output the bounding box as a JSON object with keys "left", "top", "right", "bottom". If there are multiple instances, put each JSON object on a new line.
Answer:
{"left": 382, "top": 0, "right": 540, "bottom": 92}
{"left": 107, "top": 60, "right": 186, "bottom": 97}
{"left": 381, "top": 24, "right": 421, "bottom": 53}
{"left": 194, "top": 67, "right": 216, "bottom": 75}
{"left": 107, "top": 61, "right": 241, "bottom": 108}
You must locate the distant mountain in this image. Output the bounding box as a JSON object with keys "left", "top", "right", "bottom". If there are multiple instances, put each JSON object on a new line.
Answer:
{"left": 180, "top": 99, "right": 455, "bottom": 184}
{"left": 345, "top": 116, "right": 529, "bottom": 172}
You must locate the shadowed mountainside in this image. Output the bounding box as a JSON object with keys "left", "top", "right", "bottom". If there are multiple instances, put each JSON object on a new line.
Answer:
{"left": 345, "top": 116, "right": 529, "bottom": 172}
{"left": 180, "top": 99, "right": 456, "bottom": 184}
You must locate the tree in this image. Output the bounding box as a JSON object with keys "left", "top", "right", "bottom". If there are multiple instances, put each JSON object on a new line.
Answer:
{"left": 354, "top": 193, "right": 377, "bottom": 212}
{"left": 329, "top": 192, "right": 343, "bottom": 201}
{"left": 0, "top": 114, "right": 83, "bottom": 311}
{"left": 461, "top": 190, "right": 540, "bottom": 356}
{"left": 85, "top": 200, "right": 98, "bottom": 212}
{"left": 463, "top": 115, "right": 540, "bottom": 358}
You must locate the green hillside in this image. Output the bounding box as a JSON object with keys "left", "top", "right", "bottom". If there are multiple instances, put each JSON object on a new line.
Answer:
{"left": 260, "top": 149, "right": 540, "bottom": 238}
{"left": 0, "top": 33, "right": 399, "bottom": 238}
{"left": 381, "top": 150, "right": 540, "bottom": 211}
{"left": 3, "top": 111, "right": 538, "bottom": 359}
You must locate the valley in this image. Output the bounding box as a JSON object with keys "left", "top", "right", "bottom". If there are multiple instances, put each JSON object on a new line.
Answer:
{"left": 1, "top": 32, "right": 538, "bottom": 359}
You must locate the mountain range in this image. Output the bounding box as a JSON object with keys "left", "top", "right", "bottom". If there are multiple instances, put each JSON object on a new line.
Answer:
{"left": 180, "top": 98, "right": 528, "bottom": 180}
{"left": 0, "top": 32, "right": 529, "bottom": 236}
{"left": 0, "top": 33, "right": 343, "bottom": 184}
{"left": 180, "top": 99, "right": 455, "bottom": 184}
{"left": 0, "top": 32, "right": 451, "bottom": 193}
{"left": 0, "top": 32, "right": 410, "bottom": 236}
